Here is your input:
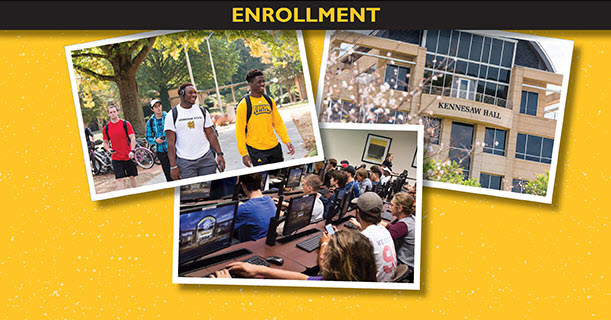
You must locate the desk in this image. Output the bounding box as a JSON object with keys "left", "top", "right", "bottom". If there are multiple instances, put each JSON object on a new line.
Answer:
{"left": 180, "top": 202, "right": 395, "bottom": 278}
{"left": 181, "top": 213, "right": 361, "bottom": 278}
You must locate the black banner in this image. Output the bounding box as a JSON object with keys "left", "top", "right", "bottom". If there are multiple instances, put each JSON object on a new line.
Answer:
{"left": 2, "top": 1, "right": 611, "bottom": 29}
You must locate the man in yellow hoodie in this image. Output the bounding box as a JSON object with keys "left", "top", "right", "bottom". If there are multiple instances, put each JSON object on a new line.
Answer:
{"left": 236, "top": 69, "right": 295, "bottom": 167}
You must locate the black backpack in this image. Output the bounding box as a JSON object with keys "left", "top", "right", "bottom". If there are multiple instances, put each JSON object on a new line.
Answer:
{"left": 239, "top": 93, "right": 274, "bottom": 134}
{"left": 104, "top": 120, "right": 131, "bottom": 149}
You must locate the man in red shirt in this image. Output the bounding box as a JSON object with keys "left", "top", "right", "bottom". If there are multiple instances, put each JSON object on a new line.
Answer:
{"left": 102, "top": 105, "right": 138, "bottom": 190}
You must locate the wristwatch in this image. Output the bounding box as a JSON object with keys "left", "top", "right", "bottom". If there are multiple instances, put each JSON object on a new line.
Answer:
{"left": 217, "top": 152, "right": 224, "bottom": 156}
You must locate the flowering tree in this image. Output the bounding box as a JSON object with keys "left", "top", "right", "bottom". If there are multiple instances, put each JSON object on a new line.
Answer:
{"left": 524, "top": 171, "right": 549, "bottom": 196}
{"left": 423, "top": 158, "right": 481, "bottom": 186}
{"left": 318, "top": 32, "right": 486, "bottom": 185}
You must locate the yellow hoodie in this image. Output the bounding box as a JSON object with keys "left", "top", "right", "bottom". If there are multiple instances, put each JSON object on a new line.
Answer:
{"left": 235, "top": 95, "right": 291, "bottom": 157}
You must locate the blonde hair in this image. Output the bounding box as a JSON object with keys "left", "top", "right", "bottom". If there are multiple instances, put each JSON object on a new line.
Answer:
{"left": 356, "top": 168, "right": 369, "bottom": 179}
{"left": 304, "top": 174, "right": 322, "bottom": 192}
{"left": 392, "top": 192, "right": 415, "bottom": 216}
{"left": 321, "top": 230, "right": 377, "bottom": 282}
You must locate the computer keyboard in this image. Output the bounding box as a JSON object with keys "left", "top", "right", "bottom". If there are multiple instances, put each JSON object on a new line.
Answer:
{"left": 296, "top": 233, "right": 323, "bottom": 252}
{"left": 203, "top": 255, "right": 270, "bottom": 278}
{"left": 242, "top": 255, "right": 270, "bottom": 267}
{"left": 343, "top": 221, "right": 359, "bottom": 230}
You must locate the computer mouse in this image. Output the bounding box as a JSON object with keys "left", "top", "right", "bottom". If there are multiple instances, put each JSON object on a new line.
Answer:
{"left": 266, "top": 256, "right": 284, "bottom": 266}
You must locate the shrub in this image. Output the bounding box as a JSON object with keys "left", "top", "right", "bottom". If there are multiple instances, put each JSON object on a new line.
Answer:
{"left": 424, "top": 158, "right": 481, "bottom": 187}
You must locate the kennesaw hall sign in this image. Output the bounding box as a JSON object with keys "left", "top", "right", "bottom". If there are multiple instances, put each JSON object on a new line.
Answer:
{"left": 437, "top": 102, "right": 502, "bottom": 120}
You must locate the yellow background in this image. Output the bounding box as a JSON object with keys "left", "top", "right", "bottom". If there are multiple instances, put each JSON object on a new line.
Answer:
{"left": 1, "top": 30, "right": 609, "bottom": 318}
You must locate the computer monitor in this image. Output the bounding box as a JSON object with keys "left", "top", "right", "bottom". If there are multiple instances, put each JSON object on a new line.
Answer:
{"left": 338, "top": 187, "right": 356, "bottom": 220}
{"left": 325, "top": 188, "right": 355, "bottom": 225}
{"left": 180, "top": 182, "right": 211, "bottom": 202}
{"left": 282, "top": 193, "right": 316, "bottom": 236}
{"left": 286, "top": 167, "right": 304, "bottom": 188}
{"left": 178, "top": 201, "right": 238, "bottom": 265}
{"left": 261, "top": 171, "right": 269, "bottom": 191}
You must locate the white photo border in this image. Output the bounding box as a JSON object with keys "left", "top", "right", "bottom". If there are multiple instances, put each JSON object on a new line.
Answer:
{"left": 66, "top": 30, "right": 324, "bottom": 201}
{"left": 315, "top": 30, "right": 574, "bottom": 204}
{"left": 172, "top": 122, "right": 424, "bottom": 290}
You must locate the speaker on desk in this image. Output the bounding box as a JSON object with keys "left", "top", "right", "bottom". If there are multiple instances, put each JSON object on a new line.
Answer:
{"left": 265, "top": 217, "right": 281, "bottom": 246}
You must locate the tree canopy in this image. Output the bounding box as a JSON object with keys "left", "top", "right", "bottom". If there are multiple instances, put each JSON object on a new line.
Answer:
{"left": 72, "top": 30, "right": 302, "bottom": 136}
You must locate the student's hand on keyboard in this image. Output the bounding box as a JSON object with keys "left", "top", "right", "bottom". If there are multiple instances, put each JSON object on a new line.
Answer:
{"left": 226, "top": 261, "right": 262, "bottom": 278}
{"left": 349, "top": 218, "right": 362, "bottom": 230}
{"left": 209, "top": 269, "right": 231, "bottom": 279}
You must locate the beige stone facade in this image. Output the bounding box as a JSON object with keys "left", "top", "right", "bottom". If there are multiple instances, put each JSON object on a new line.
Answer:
{"left": 323, "top": 31, "right": 561, "bottom": 192}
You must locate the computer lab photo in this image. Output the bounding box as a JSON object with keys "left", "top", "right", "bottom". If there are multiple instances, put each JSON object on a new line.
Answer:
{"left": 173, "top": 123, "right": 423, "bottom": 290}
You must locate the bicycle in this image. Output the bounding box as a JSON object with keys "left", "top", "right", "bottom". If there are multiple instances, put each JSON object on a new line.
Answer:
{"left": 132, "top": 138, "right": 155, "bottom": 169}
{"left": 89, "top": 140, "right": 113, "bottom": 175}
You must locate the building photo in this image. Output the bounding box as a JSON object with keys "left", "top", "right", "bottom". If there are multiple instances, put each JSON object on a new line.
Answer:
{"left": 317, "top": 30, "right": 573, "bottom": 203}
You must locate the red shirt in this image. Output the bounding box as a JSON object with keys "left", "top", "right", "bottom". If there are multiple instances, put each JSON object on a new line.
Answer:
{"left": 103, "top": 119, "right": 134, "bottom": 161}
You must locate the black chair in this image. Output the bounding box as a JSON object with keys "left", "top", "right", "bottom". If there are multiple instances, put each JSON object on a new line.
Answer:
{"left": 391, "top": 264, "right": 411, "bottom": 283}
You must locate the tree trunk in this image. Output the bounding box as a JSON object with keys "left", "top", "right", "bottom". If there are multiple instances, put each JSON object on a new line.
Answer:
{"left": 116, "top": 74, "right": 146, "bottom": 136}
{"left": 295, "top": 73, "right": 307, "bottom": 101}
{"left": 159, "top": 85, "right": 171, "bottom": 112}
{"left": 286, "top": 83, "right": 295, "bottom": 103}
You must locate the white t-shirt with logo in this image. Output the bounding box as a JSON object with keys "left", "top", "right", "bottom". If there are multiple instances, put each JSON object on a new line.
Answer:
{"left": 164, "top": 105, "right": 214, "bottom": 160}
{"left": 361, "top": 224, "right": 397, "bottom": 282}
{"left": 310, "top": 195, "right": 324, "bottom": 222}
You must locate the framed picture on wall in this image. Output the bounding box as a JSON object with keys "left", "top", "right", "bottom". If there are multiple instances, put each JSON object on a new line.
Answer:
{"left": 361, "top": 134, "right": 392, "bottom": 165}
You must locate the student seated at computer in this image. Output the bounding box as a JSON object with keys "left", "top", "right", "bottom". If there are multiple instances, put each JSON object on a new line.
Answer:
{"left": 321, "top": 170, "right": 348, "bottom": 219}
{"left": 322, "top": 158, "right": 338, "bottom": 187}
{"left": 384, "top": 192, "right": 415, "bottom": 281}
{"left": 274, "top": 174, "right": 325, "bottom": 235}
{"left": 355, "top": 168, "right": 372, "bottom": 195}
{"left": 210, "top": 229, "right": 378, "bottom": 282}
{"left": 234, "top": 173, "right": 276, "bottom": 242}
{"left": 369, "top": 165, "right": 382, "bottom": 190}
{"left": 342, "top": 165, "right": 360, "bottom": 196}
{"left": 348, "top": 192, "right": 397, "bottom": 282}
{"left": 303, "top": 174, "right": 324, "bottom": 222}
{"left": 380, "top": 167, "right": 392, "bottom": 185}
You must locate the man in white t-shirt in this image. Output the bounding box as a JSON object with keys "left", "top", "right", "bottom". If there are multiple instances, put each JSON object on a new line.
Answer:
{"left": 349, "top": 192, "right": 397, "bottom": 282}
{"left": 165, "top": 83, "right": 225, "bottom": 180}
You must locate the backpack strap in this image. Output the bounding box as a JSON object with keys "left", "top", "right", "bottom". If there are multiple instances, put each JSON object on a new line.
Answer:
{"left": 261, "top": 93, "right": 274, "bottom": 112}
{"left": 241, "top": 94, "right": 252, "bottom": 135}
{"left": 148, "top": 117, "right": 155, "bottom": 137}
{"left": 122, "top": 120, "right": 131, "bottom": 148}
{"left": 172, "top": 107, "right": 178, "bottom": 126}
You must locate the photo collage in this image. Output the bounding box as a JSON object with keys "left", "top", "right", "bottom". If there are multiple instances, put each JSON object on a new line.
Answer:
{"left": 67, "top": 29, "right": 573, "bottom": 290}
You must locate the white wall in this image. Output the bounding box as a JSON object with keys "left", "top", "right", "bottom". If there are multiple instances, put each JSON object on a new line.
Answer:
{"left": 321, "top": 128, "right": 418, "bottom": 180}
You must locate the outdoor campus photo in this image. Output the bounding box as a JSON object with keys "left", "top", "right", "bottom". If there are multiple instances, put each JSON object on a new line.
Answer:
{"left": 316, "top": 30, "right": 573, "bottom": 203}
{"left": 66, "top": 30, "right": 322, "bottom": 201}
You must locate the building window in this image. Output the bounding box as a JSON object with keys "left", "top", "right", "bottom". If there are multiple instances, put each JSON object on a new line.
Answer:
{"left": 422, "top": 30, "right": 515, "bottom": 109}
{"left": 483, "top": 128, "right": 507, "bottom": 156}
{"left": 424, "top": 117, "right": 442, "bottom": 145}
{"left": 515, "top": 133, "right": 554, "bottom": 164}
{"left": 384, "top": 64, "right": 410, "bottom": 91}
{"left": 449, "top": 122, "right": 474, "bottom": 178}
{"left": 512, "top": 178, "right": 528, "bottom": 193}
{"left": 520, "top": 91, "right": 538, "bottom": 116}
{"left": 480, "top": 173, "right": 503, "bottom": 190}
